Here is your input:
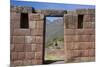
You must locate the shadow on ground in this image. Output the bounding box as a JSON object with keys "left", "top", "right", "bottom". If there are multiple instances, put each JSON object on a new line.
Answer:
{"left": 44, "top": 60, "right": 64, "bottom": 64}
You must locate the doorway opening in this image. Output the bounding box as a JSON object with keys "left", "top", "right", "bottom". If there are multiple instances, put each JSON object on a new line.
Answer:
{"left": 44, "top": 16, "right": 64, "bottom": 64}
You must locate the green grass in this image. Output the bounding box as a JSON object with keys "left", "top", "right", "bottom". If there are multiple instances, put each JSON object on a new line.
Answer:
{"left": 45, "top": 54, "right": 64, "bottom": 61}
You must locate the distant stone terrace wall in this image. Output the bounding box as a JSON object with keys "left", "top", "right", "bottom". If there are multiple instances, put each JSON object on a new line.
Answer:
{"left": 10, "top": 6, "right": 95, "bottom": 66}
{"left": 11, "top": 6, "right": 67, "bottom": 16}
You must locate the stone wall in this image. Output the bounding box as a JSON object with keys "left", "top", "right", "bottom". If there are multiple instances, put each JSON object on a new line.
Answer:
{"left": 64, "top": 9, "right": 95, "bottom": 62}
{"left": 10, "top": 6, "right": 95, "bottom": 66}
{"left": 10, "top": 8, "right": 44, "bottom": 66}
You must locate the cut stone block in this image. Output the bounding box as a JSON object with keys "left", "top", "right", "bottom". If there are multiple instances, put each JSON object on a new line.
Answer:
{"left": 84, "top": 14, "right": 95, "bottom": 22}
{"left": 30, "top": 29, "right": 35, "bottom": 35}
{"left": 29, "top": 21, "right": 36, "bottom": 29}
{"left": 66, "top": 42, "right": 95, "bottom": 50}
{"left": 64, "top": 14, "right": 77, "bottom": 29}
{"left": 72, "top": 50, "right": 81, "bottom": 57}
{"left": 64, "top": 29, "right": 75, "bottom": 35}
{"left": 65, "top": 35, "right": 75, "bottom": 42}
{"left": 83, "top": 22, "right": 95, "bottom": 29}
{"left": 24, "top": 44, "right": 32, "bottom": 52}
{"left": 31, "top": 59, "right": 37, "bottom": 65}
{"left": 36, "top": 21, "right": 44, "bottom": 29}
{"left": 14, "top": 44, "right": 24, "bottom": 52}
{"left": 31, "top": 44, "right": 36, "bottom": 51}
{"left": 35, "top": 28, "right": 43, "bottom": 36}
{"left": 11, "top": 6, "right": 33, "bottom": 13}
{"left": 35, "top": 44, "right": 43, "bottom": 52}
{"left": 76, "top": 9, "right": 95, "bottom": 14}
{"left": 70, "top": 57, "right": 81, "bottom": 62}
{"left": 35, "top": 52, "right": 42, "bottom": 59}
{"left": 13, "top": 60, "right": 23, "bottom": 66}
{"left": 17, "top": 52, "right": 25, "bottom": 60}
{"left": 74, "top": 35, "right": 95, "bottom": 42}
{"left": 75, "top": 29, "right": 95, "bottom": 35}
{"left": 69, "top": 49, "right": 95, "bottom": 58}
{"left": 88, "top": 49, "right": 95, "bottom": 57}
{"left": 80, "top": 50, "right": 89, "bottom": 57}
{"left": 11, "top": 52, "right": 18, "bottom": 60}
{"left": 66, "top": 42, "right": 74, "bottom": 50}
{"left": 12, "top": 36, "right": 25, "bottom": 44}
{"left": 79, "top": 49, "right": 95, "bottom": 57}
{"left": 31, "top": 28, "right": 43, "bottom": 36}
{"left": 25, "top": 36, "right": 36, "bottom": 44}
{"left": 11, "top": 12, "right": 20, "bottom": 20}
{"left": 25, "top": 52, "right": 34, "bottom": 59}
{"left": 80, "top": 57, "right": 95, "bottom": 62}
{"left": 34, "top": 60, "right": 42, "bottom": 64}
{"left": 80, "top": 42, "right": 95, "bottom": 49}
{"left": 35, "top": 36, "right": 43, "bottom": 44}
{"left": 23, "top": 60, "right": 32, "bottom": 65}
{"left": 13, "top": 29, "right": 30, "bottom": 36}
{"left": 11, "top": 20, "right": 20, "bottom": 29}
{"left": 74, "top": 42, "right": 95, "bottom": 49}
{"left": 65, "top": 50, "right": 73, "bottom": 61}
{"left": 29, "top": 13, "right": 44, "bottom": 21}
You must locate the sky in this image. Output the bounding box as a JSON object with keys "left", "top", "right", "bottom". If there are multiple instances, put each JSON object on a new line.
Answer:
{"left": 11, "top": 0, "right": 95, "bottom": 10}
{"left": 46, "top": 17, "right": 63, "bottom": 22}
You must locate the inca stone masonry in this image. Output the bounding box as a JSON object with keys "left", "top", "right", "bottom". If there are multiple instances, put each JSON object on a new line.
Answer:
{"left": 10, "top": 6, "right": 95, "bottom": 66}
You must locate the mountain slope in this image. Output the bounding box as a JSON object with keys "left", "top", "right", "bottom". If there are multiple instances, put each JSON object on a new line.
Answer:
{"left": 45, "top": 18, "right": 64, "bottom": 43}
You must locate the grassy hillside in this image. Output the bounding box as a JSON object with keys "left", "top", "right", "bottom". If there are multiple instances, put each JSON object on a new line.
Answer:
{"left": 45, "top": 18, "right": 64, "bottom": 48}
{"left": 46, "top": 18, "right": 64, "bottom": 42}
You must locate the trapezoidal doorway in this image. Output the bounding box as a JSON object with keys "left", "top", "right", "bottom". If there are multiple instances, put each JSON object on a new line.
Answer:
{"left": 44, "top": 16, "right": 64, "bottom": 64}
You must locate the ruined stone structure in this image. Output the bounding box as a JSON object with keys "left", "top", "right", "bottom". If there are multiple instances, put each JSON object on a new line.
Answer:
{"left": 10, "top": 6, "right": 95, "bottom": 66}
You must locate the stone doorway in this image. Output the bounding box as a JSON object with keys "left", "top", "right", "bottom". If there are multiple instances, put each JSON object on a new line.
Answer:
{"left": 44, "top": 16, "right": 64, "bottom": 64}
